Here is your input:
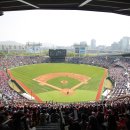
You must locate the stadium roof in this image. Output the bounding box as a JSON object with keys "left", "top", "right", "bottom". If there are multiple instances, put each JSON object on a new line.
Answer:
{"left": 0, "top": 0, "right": 130, "bottom": 16}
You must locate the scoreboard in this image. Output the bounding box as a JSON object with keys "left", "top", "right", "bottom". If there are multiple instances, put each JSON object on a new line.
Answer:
{"left": 49, "top": 49, "right": 66, "bottom": 62}
{"left": 49, "top": 49, "right": 66, "bottom": 58}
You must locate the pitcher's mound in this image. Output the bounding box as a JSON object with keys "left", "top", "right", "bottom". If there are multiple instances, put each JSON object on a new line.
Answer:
{"left": 60, "top": 80, "right": 68, "bottom": 84}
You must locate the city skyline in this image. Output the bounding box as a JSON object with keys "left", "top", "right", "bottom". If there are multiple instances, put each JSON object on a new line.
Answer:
{"left": 0, "top": 10, "right": 130, "bottom": 46}
{"left": 0, "top": 36, "right": 129, "bottom": 48}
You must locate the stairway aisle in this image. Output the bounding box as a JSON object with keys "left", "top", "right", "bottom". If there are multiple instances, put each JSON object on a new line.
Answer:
{"left": 36, "top": 122, "right": 61, "bottom": 130}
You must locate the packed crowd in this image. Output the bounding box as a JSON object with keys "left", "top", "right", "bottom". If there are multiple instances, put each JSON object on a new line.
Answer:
{"left": 61, "top": 98, "right": 130, "bottom": 130}
{"left": 108, "top": 64, "right": 128, "bottom": 98}
{"left": 66, "top": 56, "right": 115, "bottom": 68}
{"left": 0, "top": 98, "right": 130, "bottom": 130}
{"left": 0, "top": 55, "right": 48, "bottom": 70}
{"left": 0, "top": 70, "right": 27, "bottom": 103}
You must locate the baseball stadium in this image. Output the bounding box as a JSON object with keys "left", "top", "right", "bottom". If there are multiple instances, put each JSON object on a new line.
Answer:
{"left": 1, "top": 1, "right": 130, "bottom": 130}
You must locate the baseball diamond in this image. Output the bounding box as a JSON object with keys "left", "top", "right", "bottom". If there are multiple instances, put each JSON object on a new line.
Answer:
{"left": 34, "top": 72, "right": 91, "bottom": 95}
{"left": 9, "top": 63, "right": 107, "bottom": 102}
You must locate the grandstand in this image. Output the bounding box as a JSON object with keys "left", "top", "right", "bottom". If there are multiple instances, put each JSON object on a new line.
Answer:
{"left": 0, "top": 54, "right": 130, "bottom": 130}
{"left": 0, "top": 0, "right": 130, "bottom": 130}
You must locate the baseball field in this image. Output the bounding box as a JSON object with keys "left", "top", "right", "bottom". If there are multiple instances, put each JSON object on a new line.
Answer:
{"left": 9, "top": 63, "right": 107, "bottom": 102}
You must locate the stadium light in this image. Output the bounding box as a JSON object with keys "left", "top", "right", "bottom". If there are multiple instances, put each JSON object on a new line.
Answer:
{"left": 16, "top": 0, "right": 39, "bottom": 9}
{"left": 79, "top": 0, "right": 93, "bottom": 7}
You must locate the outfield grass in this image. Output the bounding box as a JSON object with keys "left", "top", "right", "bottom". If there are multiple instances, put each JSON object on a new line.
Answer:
{"left": 10, "top": 63, "right": 105, "bottom": 102}
{"left": 38, "top": 90, "right": 97, "bottom": 102}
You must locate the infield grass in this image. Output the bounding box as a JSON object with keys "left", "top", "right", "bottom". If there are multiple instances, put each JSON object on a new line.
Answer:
{"left": 47, "top": 76, "right": 80, "bottom": 89}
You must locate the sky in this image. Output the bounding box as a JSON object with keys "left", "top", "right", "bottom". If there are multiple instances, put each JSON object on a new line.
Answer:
{"left": 0, "top": 10, "right": 130, "bottom": 46}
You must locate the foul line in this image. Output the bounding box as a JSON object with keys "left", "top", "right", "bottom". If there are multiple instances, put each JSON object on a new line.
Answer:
{"left": 95, "top": 69, "right": 108, "bottom": 101}
{"left": 71, "top": 82, "right": 85, "bottom": 90}
{"left": 41, "top": 82, "right": 62, "bottom": 91}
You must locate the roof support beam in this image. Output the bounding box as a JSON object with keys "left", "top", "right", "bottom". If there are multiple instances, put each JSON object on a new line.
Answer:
{"left": 0, "top": 11, "right": 3, "bottom": 16}
{"left": 79, "top": 0, "right": 93, "bottom": 7}
{"left": 116, "top": 8, "right": 130, "bottom": 11}
{"left": 0, "top": 1, "right": 16, "bottom": 4}
{"left": 16, "top": 0, "right": 39, "bottom": 9}
{"left": 97, "top": 0, "right": 130, "bottom": 5}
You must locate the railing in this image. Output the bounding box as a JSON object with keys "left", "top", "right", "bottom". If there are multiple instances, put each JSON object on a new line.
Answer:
{"left": 60, "top": 110, "right": 65, "bottom": 130}
{"left": 60, "top": 110, "right": 71, "bottom": 130}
